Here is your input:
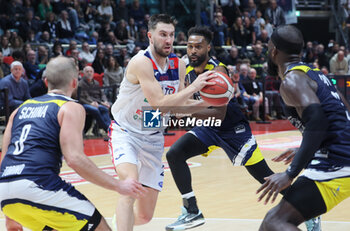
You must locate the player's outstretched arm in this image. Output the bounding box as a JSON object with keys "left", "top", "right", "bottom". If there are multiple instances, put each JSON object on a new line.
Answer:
{"left": 129, "top": 56, "right": 214, "bottom": 111}
{"left": 257, "top": 71, "right": 329, "bottom": 204}
{"left": 58, "top": 102, "right": 146, "bottom": 198}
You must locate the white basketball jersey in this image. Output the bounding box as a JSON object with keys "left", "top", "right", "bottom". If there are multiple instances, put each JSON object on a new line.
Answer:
{"left": 111, "top": 47, "right": 180, "bottom": 134}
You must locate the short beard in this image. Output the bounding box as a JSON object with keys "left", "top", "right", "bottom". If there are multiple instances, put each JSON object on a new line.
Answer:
{"left": 189, "top": 54, "right": 207, "bottom": 67}
{"left": 267, "top": 57, "right": 279, "bottom": 76}
{"left": 154, "top": 43, "right": 170, "bottom": 58}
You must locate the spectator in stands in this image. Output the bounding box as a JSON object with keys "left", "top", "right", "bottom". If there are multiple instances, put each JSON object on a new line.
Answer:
{"left": 105, "top": 44, "right": 117, "bottom": 58}
{"left": 302, "top": 47, "right": 316, "bottom": 65}
{"left": 129, "top": 0, "right": 145, "bottom": 26}
{"left": 78, "top": 65, "right": 111, "bottom": 133}
{"left": 265, "top": 0, "right": 285, "bottom": 27}
{"left": 38, "top": 0, "right": 53, "bottom": 20}
{"left": 97, "top": 0, "right": 114, "bottom": 25}
{"left": 12, "top": 50, "right": 25, "bottom": 63}
{"left": 23, "top": 49, "right": 40, "bottom": 82}
{"left": 92, "top": 49, "right": 105, "bottom": 74}
{"left": 22, "top": 43, "right": 32, "bottom": 56}
{"left": 57, "top": 10, "right": 75, "bottom": 43}
{"left": 228, "top": 64, "right": 250, "bottom": 117}
{"left": 79, "top": 42, "right": 94, "bottom": 64}
{"left": 230, "top": 17, "right": 246, "bottom": 48}
{"left": 239, "top": 63, "right": 249, "bottom": 81}
{"left": 115, "top": 19, "right": 129, "bottom": 45}
{"left": 254, "top": 10, "right": 265, "bottom": 38}
{"left": 321, "top": 66, "right": 329, "bottom": 75}
{"left": 245, "top": 0, "right": 257, "bottom": 17}
{"left": 1, "top": 36, "right": 12, "bottom": 57}
{"left": 329, "top": 50, "right": 348, "bottom": 75}
{"left": 39, "top": 31, "right": 51, "bottom": 45}
{"left": 98, "top": 20, "right": 113, "bottom": 43}
{"left": 250, "top": 44, "right": 266, "bottom": 78}
{"left": 115, "top": 0, "right": 129, "bottom": 22}
{"left": 175, "top": 31, "right": 187, "bottom": 45}
{"left": 135, "top": 27, "right": 149, "bottom": 49}
{"left": 65, "top": 40, "right": 77, "bottom": 56}
{"left": 127, "top": 17, "right": 139, "bottom": 41}
{"left": 211, "top": 12, "right": 228, "bottom": 47}
{"left": 104, "top": 55, "right": 123, "bottom": 96}
{"left": 116, "top": 47, "right": 130, "bottom": 68}
{"left": 53, "top": 0, "right": 80, "bottom": 31}
{"left": 0, "top": 51, "right": 10, "bottom": 78}
{"left": 36, "top": 45, "right": 49, "bottom": 65}
{"left": 220, "top": 0, "right": 240, "bottom": 30}
{"left": 0, "top": 61, "right": 31, "bottom": 113}
{"left": 264, "top": 63, "right": 285, "bottom": 119}
{"left": 51, "top": 41, "right": 63, "bottom": 58}
{"left": 88, "top": 31, "right": 99, "bottom": 45}
{"left": 243, "top": 16, "right": 255, "bottom": 45}
{"left": 10, "top": 36, "right": 23, "bottom": 54}
{"left": 42, "top": 12, "right": 57, "bottom": 42}
{"left": 243, "top": 68, "right": 271, "bottom": 121}
{"left": 84, "top": 2, "right": 99, "bottom": 32}
{"left": 18, "top": 10, "right": 41, "bottom": 42}
{"left": 223, "top": 46, "right": 239, "bottom": 66}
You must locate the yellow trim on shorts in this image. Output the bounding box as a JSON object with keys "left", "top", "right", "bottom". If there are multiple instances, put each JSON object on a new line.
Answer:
{"left": 244, "top": 146, "right": 264, "bottom": 166}
{"left": 3, "top": 202, "right": 88, "bottom": 231}
{"left": 314, "top": 177, "right": 350, "bottom": 212}
{"left": 201, "top": 145, "right": 220, "bottom": 157}
{"left": 20, "top": 99, "right": 68, "bottom": 108}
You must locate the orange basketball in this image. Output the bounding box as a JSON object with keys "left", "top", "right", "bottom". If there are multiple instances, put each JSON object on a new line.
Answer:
{"left": 199, "top": 71, "right": 234, "bottom": 106}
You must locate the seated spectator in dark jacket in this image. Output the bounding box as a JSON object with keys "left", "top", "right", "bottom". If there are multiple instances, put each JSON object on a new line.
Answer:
{"left": 42, "top": 12, "right": 58, "bottom": 42}
{"left": 18, "top": 10, "right": 41, "bottom": 42}
{"left": 242, "top": 68, "right": 270, "bottom": 121}
{"left": 135, "top": 27, "right": 148, "bottom": 50}
{"left": 211, "top": 12, "right": 228, "bottom": 47}
{"left": 223, "top": 46, "right": 239, "bottom": 66}
{"left": 92, "top": 49, "right": 105, "bottom": 74}
{"left": 78, "top": 66, "right": 111, "bottom": 133}
{"left": 0, "top": 61, "right": 31, "bottom": 113}
{"left": 129, "top": 0, "right": 145, "bottom": 26}
{"left": 0, "top": 51, "right": 10, "bottom": 78}
{"left": 23, "top": 49, "right": 40, "bottom": 82}
{"left": 57, "top": 10, "right": 75, "bottom": 44}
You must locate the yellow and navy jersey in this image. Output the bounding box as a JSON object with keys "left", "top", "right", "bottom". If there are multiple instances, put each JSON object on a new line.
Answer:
{"left": 0, "top": 93, "right": 73, "bottom": 181}
{"left": 285, "top": 62, "right": 350, "bottom": 168}
{"left": 186, "top": 57, "right": 247, "bottom": 130}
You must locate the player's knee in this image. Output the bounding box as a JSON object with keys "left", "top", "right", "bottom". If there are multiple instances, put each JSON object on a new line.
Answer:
{"left": 261, "top": 208, "right": 279, "bottom": 230}
{"left": 5, "top": 217, "right": 23, "bottom": 231}
{"left": 166, "top": 146, "right": 181, "bottom": 164}
{"left": 136, "top": 213, "right": 153, "bottom": 225}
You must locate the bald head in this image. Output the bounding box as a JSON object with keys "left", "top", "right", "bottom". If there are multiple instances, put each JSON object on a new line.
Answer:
{"left": 45, "top": 56, "right": 78, "bottom": 91}
{"left": 271, "top": 25, "right": 304, "bottom": 55}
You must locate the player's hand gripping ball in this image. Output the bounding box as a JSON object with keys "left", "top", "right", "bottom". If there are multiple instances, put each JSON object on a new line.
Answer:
{"left": 200, "top": 71, "right": 234, "bottom": 106}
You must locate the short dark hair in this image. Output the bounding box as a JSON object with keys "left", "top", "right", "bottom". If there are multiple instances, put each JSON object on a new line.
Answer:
{"left": 148, "top": 14, "right": 176, "bottom": 31}
{"left": 187, "top": 26, "right": 213, "bottom": 44}
{"left": 271, "top": 25, "right": 304, "bottom": 55}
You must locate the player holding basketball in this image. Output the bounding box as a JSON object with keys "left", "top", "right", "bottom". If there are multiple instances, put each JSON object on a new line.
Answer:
{"left": 165, "top": 26, "right": 321, "bottom": 231}
{"left": 165, "top": 25, "right": 278, "bottom": 231}
{"left": 0, "top": 57, "right": 146, "bottom": 231}
{"left": 257, "top": 25, "right": 350, "bottom": 231}
{"left": 108, "top": 14, "right": 215, "bottom": 231}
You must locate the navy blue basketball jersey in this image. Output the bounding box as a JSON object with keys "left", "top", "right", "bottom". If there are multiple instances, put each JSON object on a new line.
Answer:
{"left": 0, "top": 93, "right": 73, "bottom": 181}
{"left": 186, "top": 57, "right": 248, "bottom": 130}
{"left": 285, "top": 62, "right": 350, "bottom": 167}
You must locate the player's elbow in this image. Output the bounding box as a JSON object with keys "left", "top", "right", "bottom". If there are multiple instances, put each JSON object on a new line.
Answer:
{"left": 64, "top": 153, "right": 82, "bottom": 169}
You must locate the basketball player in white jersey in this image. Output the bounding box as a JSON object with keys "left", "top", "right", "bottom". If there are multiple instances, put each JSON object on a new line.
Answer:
{"left": 108, "top": 14, "right": 215, "bottom": 231}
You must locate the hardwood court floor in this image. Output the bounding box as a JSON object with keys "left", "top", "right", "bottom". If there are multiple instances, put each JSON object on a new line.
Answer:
{"left": 1, "top": 120, "right": 349, "bottom": 230}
